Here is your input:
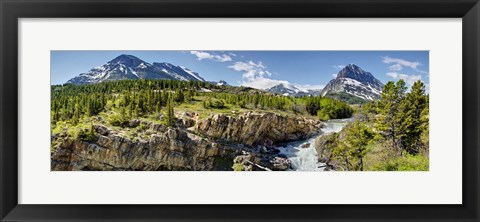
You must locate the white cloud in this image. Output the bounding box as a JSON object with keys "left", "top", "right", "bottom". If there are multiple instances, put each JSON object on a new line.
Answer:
{"left": 190, "top": 51, "right": 232, "bottom": 62}
{"left": 383, "top": 56, "right": 429, "bottom": 77}
{"left": 240, "top": 77, "right": 290, "bottom": 89}
{"left": 386, "top": 72, "right": 422, "bottom": 86}
{"left": 229, "top": 61, "right": 269, "bottom": 81}
{"left": 389, "top": 64, "right": 403, "bottom": 71}
{"left": 332, "top": 73, "right": 338, "bottom": 78}
{"left": 383, "top": 56, "right": 421, "bottom": 69}
{"left": 230, "top": 60, "right": 323, "bottom": 91}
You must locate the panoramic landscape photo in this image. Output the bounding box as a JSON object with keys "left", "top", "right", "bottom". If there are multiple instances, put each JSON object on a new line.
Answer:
{"left": 51, "top": 51, "right": 429, "bottom": 171}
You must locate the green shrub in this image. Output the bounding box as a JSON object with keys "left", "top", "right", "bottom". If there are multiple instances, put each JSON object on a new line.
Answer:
{"left": 371, "top": 154, "right": 429, "bottom": 171}
{"left": 67, "top": 124, "right": 96, "bottom": 142}
{"left": 232, "top": 163, "right": 245, "bottom": 171}
{"left": 107, "top": 112, "right": 130, "bottom": 127}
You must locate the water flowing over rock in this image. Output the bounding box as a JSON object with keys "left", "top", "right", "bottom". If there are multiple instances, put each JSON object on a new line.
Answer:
{"left": 195, "top": 112, "right": 322, "bottom": 147}
{"left": 276, "top": 118, "right": 352, "bottom": 171}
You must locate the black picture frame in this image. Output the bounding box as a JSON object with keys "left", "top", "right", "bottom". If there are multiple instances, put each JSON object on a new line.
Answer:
{"left": 1, "top": 0, "right": 479, "bottom": 221}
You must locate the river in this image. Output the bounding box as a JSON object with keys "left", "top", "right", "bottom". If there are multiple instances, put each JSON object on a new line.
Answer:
{"left": 276, "top": 118, "right": 353, "bottom": 171}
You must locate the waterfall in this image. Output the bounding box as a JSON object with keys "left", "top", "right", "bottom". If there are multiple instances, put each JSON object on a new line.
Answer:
{"left": 276, "top": 118, "right": 352, "bottom": 171}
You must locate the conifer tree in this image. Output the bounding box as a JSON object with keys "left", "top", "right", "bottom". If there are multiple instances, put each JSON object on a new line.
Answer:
{"left": 400, "top": 80, "right": 427, "bottom": 154}
{"left": 166, "top": 95, "right": 175, "bottom": 127}
{"left": 155, "top": 101, "right": 161, "bottom": 113}
{"left": 376, "top": 80, "right": 407, "bottom": 156}
{"left": 343, "top": 121, "right": 375, "bottom": 171}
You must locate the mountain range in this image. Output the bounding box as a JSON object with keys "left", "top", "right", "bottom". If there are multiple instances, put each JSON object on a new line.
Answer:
{"left": 266, "top": 83, "right": 321, "bottom": 97}
{"left": 66, "top": 54, "right": 207, "bottom": 84}
{"left": 65, "top": 55, "right": 383, "bottom": 102}
{"left": 266, "top": 64, "right": 383, "bottom": 101}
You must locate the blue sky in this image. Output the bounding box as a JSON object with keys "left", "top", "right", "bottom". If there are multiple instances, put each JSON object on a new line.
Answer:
{"left": 51, "top": 50, "right": 429, "bottom": 90}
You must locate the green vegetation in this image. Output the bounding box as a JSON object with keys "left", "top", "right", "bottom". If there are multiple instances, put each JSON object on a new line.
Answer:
{"left": 331, "top": 121, "right": 375, "bottom": 171}
{"left": 51, "top": 79, "right": 353, "bottom": 130}
{"left": 232, "top": 163, "right": 245, "bottom": 171}
{"left": 308, "top": 96, "right": 354, "bottom": 120}
{"left": 325, "top": 80, "right": 429, "bottom": 171}
{"left": 67, "top": 123, "right": 96, "bottom": 142}
{"left": 370, "top": 154, "right": 429, "bottom": 171}
{"left": 166, "top": 96, "right": 175, "bottom": 127}
{"left": 324, "top": 92, "right": 367, "bottom": 104}
{"left": 50, "top": 78, "right": 428, "bottom": 171}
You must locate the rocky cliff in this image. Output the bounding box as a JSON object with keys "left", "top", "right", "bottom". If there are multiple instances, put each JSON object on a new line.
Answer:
{"left": 51, "top": 111, "right": 322, "bottom": 171}
{"left": 195, "top": 112, "right": 322, "bottom": 147}
{"left": 51, "top": 125, "right": 236, "bottom": 171}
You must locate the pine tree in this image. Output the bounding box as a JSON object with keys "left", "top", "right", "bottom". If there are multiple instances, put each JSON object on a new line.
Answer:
{"left": 343, "top": 121, "right": 375, "bottom": 171}
{"left": 155, "top": 101, "right": 161, "bottom": 113}
{"left": 400, "top": 80, "right": 427, "bottom": 154}
{"left": 71, "top": 103, "right": 81, "bottom": 125}
{"left": 376, "top": 80, "right": 407, "bottom": 156}
{"left": 166, "top": 95, "right": 175, "bottom": 127}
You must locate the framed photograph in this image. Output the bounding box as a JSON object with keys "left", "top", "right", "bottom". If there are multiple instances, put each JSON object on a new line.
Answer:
{"left": 1, "top": 0, "right": 479, "bottom": 221}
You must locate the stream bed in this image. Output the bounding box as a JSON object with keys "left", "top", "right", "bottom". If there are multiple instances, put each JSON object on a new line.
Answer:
{"left": 276, "top": 118, "right": 353, "bottom": 171}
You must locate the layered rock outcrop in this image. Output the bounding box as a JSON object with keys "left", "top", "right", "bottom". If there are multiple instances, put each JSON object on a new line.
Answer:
{"left": 195, "top": 112, "right": 322, "bottom": 147}
{"left": 51, "top": 125, "right": 236, "bottom": 171}
{"left": 51, "top": 111, "right": 322, "bottom": 171}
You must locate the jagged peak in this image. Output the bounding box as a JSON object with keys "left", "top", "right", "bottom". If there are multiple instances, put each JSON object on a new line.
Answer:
{"left": 108, "top": 54, "right": 144, "bottom": 67}
{"left": 336, "top": 64, "right": 374, "bottom": 80}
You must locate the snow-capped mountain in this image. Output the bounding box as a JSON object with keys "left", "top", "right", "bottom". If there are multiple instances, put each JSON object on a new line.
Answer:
{"left": 267, "top": 83, "right": 321, "bottom": 97}
{"left": 152, "top": 62, "right": 205, "bottom": 82}
{"left": 208, "top": 80, "right": 229, "bottom": 86}
{"left": 267, "top": 83, "right": 300, "bottom": 96}
{"left": 216, "top": 80, "right": 228, "bottom": 86}
{"left": 66, "top": 54, "right": 205, "bottom": 84}
{"left": 321, "top": 64, "right": 384, "bottom": 101}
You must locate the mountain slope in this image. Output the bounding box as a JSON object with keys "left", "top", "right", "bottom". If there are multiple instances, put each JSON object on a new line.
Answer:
{"left": 321, "top": 64, "right": 383, "bottom": 101}
{"left": 66, "top": 54, "right": 205, "bottom": 84}
{"left": 267, "top": 83, "right": 321, "bottom": 97}
{"left": 152, "top": 62, "right": 205, "bottom": 82}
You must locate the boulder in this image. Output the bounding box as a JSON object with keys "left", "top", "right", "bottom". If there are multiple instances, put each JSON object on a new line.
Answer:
{"left": 93, "top": 124, "right": 110, "bottom": 136}
{"left": 300, "top": 143, "right": 311, "bottom": 148}
{"left": 128, "top": 119, "right": 140, "bottom": 128}
{"left": 270, "top": 156, "right": 291, "bottom": 170}
{"left": 314, "top": 133, "right": 337, "bottom": 163}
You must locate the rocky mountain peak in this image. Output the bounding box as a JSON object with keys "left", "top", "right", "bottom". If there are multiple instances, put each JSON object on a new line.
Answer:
{"left": 321, "top": 64, "right": 384, "bottom": 102}
{"left": 108, "top": 54, "right": 144, "bottom": 67}
{"left": 337, "top": 64, "right": 376, "bottom": 83}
